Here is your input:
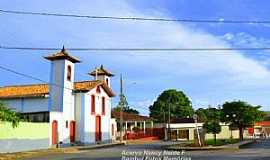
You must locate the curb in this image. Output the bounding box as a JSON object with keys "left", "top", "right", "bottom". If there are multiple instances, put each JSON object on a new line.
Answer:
{"left": 126, "top": 140, "right": 162, "bottom": 145}
{"left": 0, "top": 142, "right": 126, "bottom": 160}
{"left": 76, "top": 142, "right": 126, "bottom": 151}
{"left": 238, "top": 140, "right": 256, "bottom": 149}
{"left": 165, "top": 140, "right": 255, "bottom": 151}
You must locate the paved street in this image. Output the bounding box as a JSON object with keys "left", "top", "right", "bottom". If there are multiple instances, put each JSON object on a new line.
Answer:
{"left": 189, "top": 139, "right": 270, "bottom": 160}
{"left": 23, "top": 139, "right": 270, "bottom": 160}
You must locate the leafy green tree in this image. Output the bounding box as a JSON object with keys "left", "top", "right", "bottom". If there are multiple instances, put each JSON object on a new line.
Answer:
{"left": 202, "top": 107, "right": 221, "bottom": 145}
{"left": 149, "top": 89, "right": 193, "bottom": 122}
{"left": 123, "top": 107, "right": 139, "bottom": 115}
{"left": 195, "top": 108, "right": 208, "bottom": 122}
{"left": 114, "top": 95, "right": 139, "bottom": 115}
{"left": 220, "top": 101, "right": 265, "bottom": 141}
{"left": 0, "top": 102, "right": 21, "bottom": 128}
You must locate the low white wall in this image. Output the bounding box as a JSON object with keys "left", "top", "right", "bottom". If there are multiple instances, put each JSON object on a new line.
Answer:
{"left": 111, "top": 118, "right": 117, "bottom": 141}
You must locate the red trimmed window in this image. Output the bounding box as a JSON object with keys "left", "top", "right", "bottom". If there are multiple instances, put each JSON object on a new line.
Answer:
{"left": 96, "top": 86, "right": 101, "bottom": 93}
{"left": 112, "top": 124, "right": 114, "bottom": 136}
{"left": 102, "top": 97, "right": 105, "bottom": 115}
{"left": 67, "top": 65, "right": 72, "bottom": 81}
{"left": 106, "top": 78, "right": 109, "bottom": 85}
{"left": 91, "top": 95, "right": 95, "bottom": 114}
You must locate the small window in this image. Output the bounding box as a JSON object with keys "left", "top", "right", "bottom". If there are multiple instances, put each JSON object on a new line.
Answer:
{"left": 106, "top": 78, "right": 109, "bottom": 85}
{"left": 96, "top": 86, "right": 101, "bottom": 93}
{"left": 67, "top": 65, "right": 72, "bottom": 81}
{"left": 66, "top": 120, "right": 68, "bottom": 128}
{"left": 102, "top": 97, "right": 105, "bottom": 115}
{"left": 91, "top": 95, "right": 95, "bottom": 114}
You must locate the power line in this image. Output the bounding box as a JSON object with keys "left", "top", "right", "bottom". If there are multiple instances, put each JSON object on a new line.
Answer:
{"left": 0, "top": 63, "right": 151, "bottom": 115}
{"left": 0, "top": 65, "right": 73, "bottom": 91}
{"left": 1, "top": 45, "right": 270, "bottom": 52}
{"left": 0, "top": 9, "right": 270, "bottom": 24}
{"left": 0, "top": 65, "right": 47, "bottom": 83}
{"left": 0, "top": 64, "right": 151, "bottom": 112}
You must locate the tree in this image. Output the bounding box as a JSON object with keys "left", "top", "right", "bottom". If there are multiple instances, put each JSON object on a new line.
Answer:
{"left": 195, "top": 108, "right": 208, "bottom": 122}
{"left": 220, "top": 101, "right": 265, "bottom": 141}
{"left": 202, "top": 107, "right": 221, "bottom": 145}
{"left": 123, "top": 107, "right": 139, "bottom": 115}
{"left": 0, "top": 102, "right": 21, "bottom": 128}
{"left": 149, "top": 89, "right": 193, "bottom": 122}
{"left": 114, "top": 94, "right": 139, "bottom": 115}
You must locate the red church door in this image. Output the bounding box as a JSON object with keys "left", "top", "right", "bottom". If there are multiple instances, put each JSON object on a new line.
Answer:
{"left": 95, "top": 116, "right": 102, "bottom": 142}
{"left": 70, "top": 121, "right": 76, "bottom": 143}
{"left": 52, "top": 120, "right": 58, "bottom": 145}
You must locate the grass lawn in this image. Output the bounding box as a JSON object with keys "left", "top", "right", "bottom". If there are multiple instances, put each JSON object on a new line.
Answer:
{"left": 205, "top": 139, "right": 240, "bottom": 146}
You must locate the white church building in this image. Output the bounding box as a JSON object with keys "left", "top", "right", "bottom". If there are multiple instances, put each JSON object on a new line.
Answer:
{"left": 0, "top": 48, "right": 117, "bottom": 147}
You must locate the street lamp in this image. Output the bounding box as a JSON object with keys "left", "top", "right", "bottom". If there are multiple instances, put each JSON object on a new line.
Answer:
{"left": 119, "top": 78, "right": 137, "bottom": 142}
{"left": 226, "top": 114, "right": 236, "bottom": 142}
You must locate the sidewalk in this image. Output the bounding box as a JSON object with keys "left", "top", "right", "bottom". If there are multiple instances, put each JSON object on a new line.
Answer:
{"left": 0, "top": 142, "right": 125, "bottom": 160}
{"left": 126, "top": 136, "right": 161, "bottom": 145}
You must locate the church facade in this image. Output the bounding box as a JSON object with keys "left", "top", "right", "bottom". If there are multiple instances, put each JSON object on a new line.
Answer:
{"left": 0, "top": 48, "right": 116, "bottom": 147}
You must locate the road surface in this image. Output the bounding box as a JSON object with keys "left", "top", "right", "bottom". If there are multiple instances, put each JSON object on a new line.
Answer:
{"left": 23, "top": 139, "right": 270, "bottom": 160}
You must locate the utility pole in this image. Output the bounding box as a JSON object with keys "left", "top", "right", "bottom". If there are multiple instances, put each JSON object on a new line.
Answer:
{"left": 163, "top": 110, "right": 167, "bottom": 140}
{"left": 119, "top": 74, "right": 123, "bottom": 142}
{"left": 193, "top": 114, "right": 201, "bottom": 147}
{"left": 168, "top": 102, "right": 171, "bottom": 140}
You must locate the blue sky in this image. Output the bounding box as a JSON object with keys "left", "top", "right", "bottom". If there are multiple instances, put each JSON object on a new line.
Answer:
{"left": 1, "top": 0, "right": 270, "bottom": 115}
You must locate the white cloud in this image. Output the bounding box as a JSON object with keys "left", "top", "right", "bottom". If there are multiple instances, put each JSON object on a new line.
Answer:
{"left": 2, "top": 0, "right": 270, "bottom": 110}
{"left": 221, "top": 32, "right": 270, "bottom": 47}
{"left": 218, "top": 18, "right": 225, "bottom": 23}
{"left": 223, "top": 33, "right": 235, "bottom": 40}
{"left": 72, "top": 0, "right": 270, "bottom": 109}
{"left": 221, "top": 32, "right": 270, "bottom": 68}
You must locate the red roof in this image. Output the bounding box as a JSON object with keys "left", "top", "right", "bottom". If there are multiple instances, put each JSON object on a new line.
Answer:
{"left": 112, "top": 111, "right": 152, "bottom": 122}
{"left": 255, "top": 121, "right": 270, "bottom": 127}
{"left": 0, "top": 80, "right": 115, "bottom": 99}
